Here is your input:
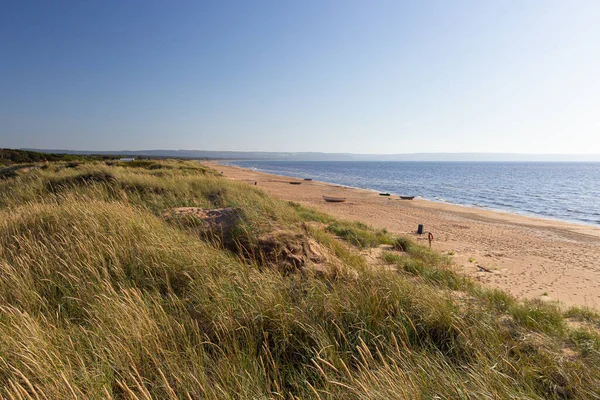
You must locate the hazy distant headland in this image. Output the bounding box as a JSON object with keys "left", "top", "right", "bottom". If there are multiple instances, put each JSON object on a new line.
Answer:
{"left": 22, "top": 148, "right": 600, "bottom": 162}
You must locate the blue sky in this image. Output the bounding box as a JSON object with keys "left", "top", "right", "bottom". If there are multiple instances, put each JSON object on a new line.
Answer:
{"left": 1, "top": 0, "right": 598, "bottom": 153}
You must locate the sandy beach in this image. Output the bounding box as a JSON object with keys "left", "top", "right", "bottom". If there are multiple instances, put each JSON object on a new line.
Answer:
{"left": 208, "top": 161, "right": 600, "bottom": 309}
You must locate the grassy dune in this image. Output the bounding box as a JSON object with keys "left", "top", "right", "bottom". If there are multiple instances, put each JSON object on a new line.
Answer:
{"left": 0, "top": 160, "right": 599, "bottom": 399}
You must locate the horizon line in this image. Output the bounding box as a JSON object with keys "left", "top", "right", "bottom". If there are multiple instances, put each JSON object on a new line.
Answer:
{"left": 18, "top": 148, "right": 600, "bottom": 156}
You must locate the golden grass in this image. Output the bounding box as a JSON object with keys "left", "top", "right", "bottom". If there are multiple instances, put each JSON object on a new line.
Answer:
{"left": 0, "top": 160, "right": 598, "bottom": 399}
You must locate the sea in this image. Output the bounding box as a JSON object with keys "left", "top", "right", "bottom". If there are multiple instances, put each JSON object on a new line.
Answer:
{"left": 221, "top": 161, "right": 600, "bottom": 226}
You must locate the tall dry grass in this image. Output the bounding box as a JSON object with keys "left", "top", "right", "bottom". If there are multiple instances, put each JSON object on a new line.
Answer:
{"left": 0, "top": 160, "right": 598, "bottom": 399}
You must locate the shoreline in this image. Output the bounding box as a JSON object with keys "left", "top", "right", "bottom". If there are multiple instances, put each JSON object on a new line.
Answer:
{"left": 218, "top": 161, "right": 599, "bottom": 228}
{"left": 207, "top": 161, "right": 600, "bottom": 309}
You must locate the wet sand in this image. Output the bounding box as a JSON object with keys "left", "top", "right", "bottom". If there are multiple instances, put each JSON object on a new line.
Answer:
{"left": 207, "top": 162, "right": 600, "bottom": 309}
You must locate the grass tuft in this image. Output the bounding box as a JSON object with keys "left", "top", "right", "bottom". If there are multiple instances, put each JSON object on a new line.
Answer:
{"left": 511, "top": 300, "right": 566, "bottom": 335}
{"left": 326, "top": 220, "right": 395, "bottom": 248}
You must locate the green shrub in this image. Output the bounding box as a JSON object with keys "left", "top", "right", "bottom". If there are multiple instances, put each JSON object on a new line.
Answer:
{"left": 326, "top": 221, "right": 394, "bottom": 248}
{"left": 471, "top": 287, "right": 516, "bottom": 312}
{"left": 288, "top": 201, "right": 333, "bottom": 223}
{"left": 511, "top": 300, "right": 566, "bottom": 335}
{"left": 565, "top": 306, "right": 600, "bottom": 326}
{"left": 569, "top": 328, "right": 600, "bottom": 358}
{"left": 393, "top": 236, "right": 413, "bottom": 252}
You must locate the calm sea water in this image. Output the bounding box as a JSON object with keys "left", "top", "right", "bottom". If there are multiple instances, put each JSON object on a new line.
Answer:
{"left": 223, "top": 161, "right": 600, "bottom": 226}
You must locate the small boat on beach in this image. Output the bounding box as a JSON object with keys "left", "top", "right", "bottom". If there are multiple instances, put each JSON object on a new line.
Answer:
{"left": 289, "top": 181, "right": 302, "bottom": 185}
{"left": 379, "top": 193, "right": 390, "bottom": 196}
{"left": 399, "top": 196, "right": 415, "bottom": 200}
{"left": 304, "top": 178, "right": 313, "bottom": 181}
{"left": 323, "top": 195, "right": 346, "bottom": 203}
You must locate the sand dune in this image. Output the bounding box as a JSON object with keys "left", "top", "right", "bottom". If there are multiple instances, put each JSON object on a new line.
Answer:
{"left": 208, "top": 161, "right": 600, "bottom": 309}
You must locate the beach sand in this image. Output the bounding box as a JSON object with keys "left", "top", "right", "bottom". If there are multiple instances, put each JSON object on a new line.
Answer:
{"left": 207, "top": 162, "right": 600, "bottom": 309}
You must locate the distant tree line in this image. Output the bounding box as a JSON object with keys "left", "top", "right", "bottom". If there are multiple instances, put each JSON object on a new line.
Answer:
{"left": 0, "top": 148, "right": 121, "bottom": 166}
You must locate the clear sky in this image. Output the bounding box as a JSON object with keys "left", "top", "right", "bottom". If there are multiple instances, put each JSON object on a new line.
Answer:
{"left": 1, "top": 0, "right": 599, "bottom": 153}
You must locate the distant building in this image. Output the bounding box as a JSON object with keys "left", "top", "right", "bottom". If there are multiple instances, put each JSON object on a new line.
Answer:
{"left": 120, "top": 158, "right": 135, "bottom": 162}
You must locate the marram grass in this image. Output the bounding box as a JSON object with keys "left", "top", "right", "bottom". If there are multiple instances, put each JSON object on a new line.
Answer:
{"left": 0, "top": 160, "right": 598, "bottom": 399}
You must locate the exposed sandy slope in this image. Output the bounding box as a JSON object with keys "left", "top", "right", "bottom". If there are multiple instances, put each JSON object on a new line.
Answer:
{"left": 207, "top": 162, "right": 600, "bottom": 309}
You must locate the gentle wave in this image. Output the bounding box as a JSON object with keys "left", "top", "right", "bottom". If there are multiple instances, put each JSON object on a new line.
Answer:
{"left": 223, "top": 160, "right": 600, "bottom": 226}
